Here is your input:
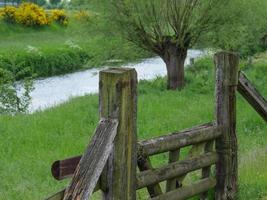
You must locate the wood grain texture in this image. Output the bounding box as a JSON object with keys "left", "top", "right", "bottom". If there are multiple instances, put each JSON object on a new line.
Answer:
{"left": 99, "top": 68, "right": 137, "bottom": 200}
{"left": 215, "top": 52, "right": 239, "bottom": 200}
{"left": 50, "top": 123, "right": 222, "bottom": 182}
{"left": 150, "top": 178, "right": 216, "bottom": 200}
{"left": 52, "top": 156, "right": 81, "bottom": 180}
{"left": 139, "top": 123, "right": 222, "bottom": 156}
{"left": 238, "top": 71, "right": 267, "bottom": 122}
{"left": 166, "top": 149, "right": 181, "bottom": 192}
{"left": 63, "top": 119, "right": 118, "bottom": 200}
{"left": 173, "top": 142, "right": 206, "bottom": 188}
{"left": 137, "top": 152, "right": 218, "bottom": 189}
{"left": 200, "top": 141, "right": 214, "bottom": 200}
{"left": 137, "top": 155, "right": 163, "bottom": 197}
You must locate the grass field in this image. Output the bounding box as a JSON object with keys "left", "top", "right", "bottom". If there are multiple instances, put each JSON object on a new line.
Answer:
{"left": 0, "top": 56, "right": 266, "bottom": 199}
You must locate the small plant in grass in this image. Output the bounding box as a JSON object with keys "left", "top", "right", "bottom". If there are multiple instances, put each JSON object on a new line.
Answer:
{"left": 0, "top": 56, "right": 34, "bottom": 115}
{"left": 74, "top": 10, "right": 94, "bottom": 22}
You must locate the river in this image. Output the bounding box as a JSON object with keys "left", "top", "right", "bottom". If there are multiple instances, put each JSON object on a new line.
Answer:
{"left": 29, "top": 50, "right": 204, "bottom": 112}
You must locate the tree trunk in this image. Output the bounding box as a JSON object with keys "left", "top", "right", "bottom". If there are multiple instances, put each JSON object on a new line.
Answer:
{"left": 162, "top": 44, "right": 188, "bottom": 90}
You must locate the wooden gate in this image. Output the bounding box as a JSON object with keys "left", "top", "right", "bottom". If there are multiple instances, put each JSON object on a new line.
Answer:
{"left": 45, "top": 51, "right": 267, "bottom": 200}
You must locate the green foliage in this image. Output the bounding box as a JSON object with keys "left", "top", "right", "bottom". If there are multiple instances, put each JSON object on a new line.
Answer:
{"left": 0, "top": 47, "right": 91, "bottom": 79}
{"left": 25, "top": 0, "right": 46, "bottom": 6}
{"left": 186, "top": 57, "right": 214, "bottom": 94}
{"left": 36, "top": 0, "right": 46, "bottom": 6}
{"left": 105, "top": 0, "right": 230, "bottom": 52}
{"left": 50, "top": 0, "right": 61, "bottom": 5}
{"left": 69, "top": 0, "right": 88, "bottom": 9}
{"left": 0, "top": 56, "right": 34, "bottom": 114}
{"left": 100, "top": 0, "right": 267, "bottom": 57}
{"left": 202, "top": 0, "right": 267, "bottom": 56}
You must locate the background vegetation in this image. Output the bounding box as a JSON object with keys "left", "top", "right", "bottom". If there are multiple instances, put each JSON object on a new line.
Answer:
{"left": 0, "top": 3, "right": 151, "bottom": 79}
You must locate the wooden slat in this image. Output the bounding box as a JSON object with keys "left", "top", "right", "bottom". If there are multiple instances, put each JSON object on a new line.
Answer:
{"left": 139, "top": 123, "right": 223, "bottom": 156}
{"left": 137, "top": 155, "right": 163, "bottom": 197}
{"left": 137, "top": 152, "right": 218, "bottom": 189}
{"left": 150, "top": 178, "right": 216, "bottom": 200}
{"left": 63, "top": 119, "right": 118, "bottom": 200}
{"left": 200, "top": 141, "right": 214, "bottom": 200}
{"left": 174, "top": 142, "right": 205, "bottom": 186}
{"left": 238, "top": 71, "right": 267, "bottom": 122}
{"left": 166, "top": 149, "right": 181, "bottom": 192}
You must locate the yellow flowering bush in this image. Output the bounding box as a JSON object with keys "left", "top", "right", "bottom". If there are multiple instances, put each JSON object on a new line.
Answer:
{"left": 15, "top": 3, "right": 49, "bottom": 26}
{"left": 50, "top": 9, "right": 68, "bottom": 26}
{"left": 0, "top": 3, "right": 69, "bottom": 27}
{"left": 1, "top": 6, "right": 17, "bottom": 23}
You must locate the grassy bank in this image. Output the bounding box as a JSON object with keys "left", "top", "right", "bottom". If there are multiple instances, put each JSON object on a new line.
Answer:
{"left": 0, "top": 10, "right": 151, "bottom": 79}
{"left": 0, "top": 57, "right": 266, "bottom": 199}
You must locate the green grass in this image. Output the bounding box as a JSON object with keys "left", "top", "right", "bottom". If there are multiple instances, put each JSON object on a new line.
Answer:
{"left": 0, "top": 57, "right": 266, "bottom": 199}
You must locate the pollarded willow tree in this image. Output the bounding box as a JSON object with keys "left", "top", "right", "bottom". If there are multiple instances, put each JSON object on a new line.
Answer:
{"left": 110, "top": 0, "right": 230, "bottom": 90}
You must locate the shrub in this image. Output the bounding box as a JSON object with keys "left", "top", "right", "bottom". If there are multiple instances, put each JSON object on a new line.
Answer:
{"left": 0, "top": 3, "right": 69, "bottom": 27}
{"left": 74, "top": 10, "right": 91, "bottom": 21}
{"left": 0, "top": 47, "right": 91, "bottom": 79}
{"left": 15, "top": 3, "right": 49, "bottom": 27}
{"left": 50, "top": 9, "right": 68, "bottom": 25}
{"left": 1, "top": 6, "right": 17, "bottom": 23}
{"left": 0, "top": 57, "right": 34, "bottom": 115}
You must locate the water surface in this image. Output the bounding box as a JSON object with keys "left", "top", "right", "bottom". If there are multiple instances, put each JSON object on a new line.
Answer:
{"left": 29, "top": 50, "right": 204, "bottom": 112}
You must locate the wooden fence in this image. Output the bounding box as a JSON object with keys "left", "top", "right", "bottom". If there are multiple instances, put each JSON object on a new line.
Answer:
{"left": 45, "top": 52, "right": 267, "bottom": 200}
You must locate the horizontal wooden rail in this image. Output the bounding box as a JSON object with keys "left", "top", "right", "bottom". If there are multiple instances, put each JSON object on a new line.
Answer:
{"left": 51, "top": 123, "right": 222, "bottom": 181}
{"left": 150, "top": 177, "right": 216, "bottom": 200}
{"left": 136, "top": 152, "right": 218, "bottom": 189}
{"left": 139, "top": 123, "right": 223, "bottom": 156}
{"left": 238, "top": 71, "right": 267, "bottom": 122}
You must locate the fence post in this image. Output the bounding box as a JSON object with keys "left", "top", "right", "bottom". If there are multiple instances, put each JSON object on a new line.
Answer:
{"left": 99, "top": 68, "right": 137, "bottom": 200}
{"left": 215, "top": 52, "right": 239, "bottom": 200}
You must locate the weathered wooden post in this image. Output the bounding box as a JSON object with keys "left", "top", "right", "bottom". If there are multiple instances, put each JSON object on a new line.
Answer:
{"left": 215, "top": 52, "right": 239, "bottom": 200}
{"left": 99, "top": 68, "right": 137, "bottom": 200}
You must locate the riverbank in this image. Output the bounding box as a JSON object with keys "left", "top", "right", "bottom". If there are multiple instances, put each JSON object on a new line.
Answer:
{"left": 0, "top": 10, "right": 151, "bottom": 79}
{"left": 0, "top": 57, "right": 266, "bottom": 199}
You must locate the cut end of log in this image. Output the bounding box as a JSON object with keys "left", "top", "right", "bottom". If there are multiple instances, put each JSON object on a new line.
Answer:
{"left": 51, "top": 161, "right": 60, "bottom": 180}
